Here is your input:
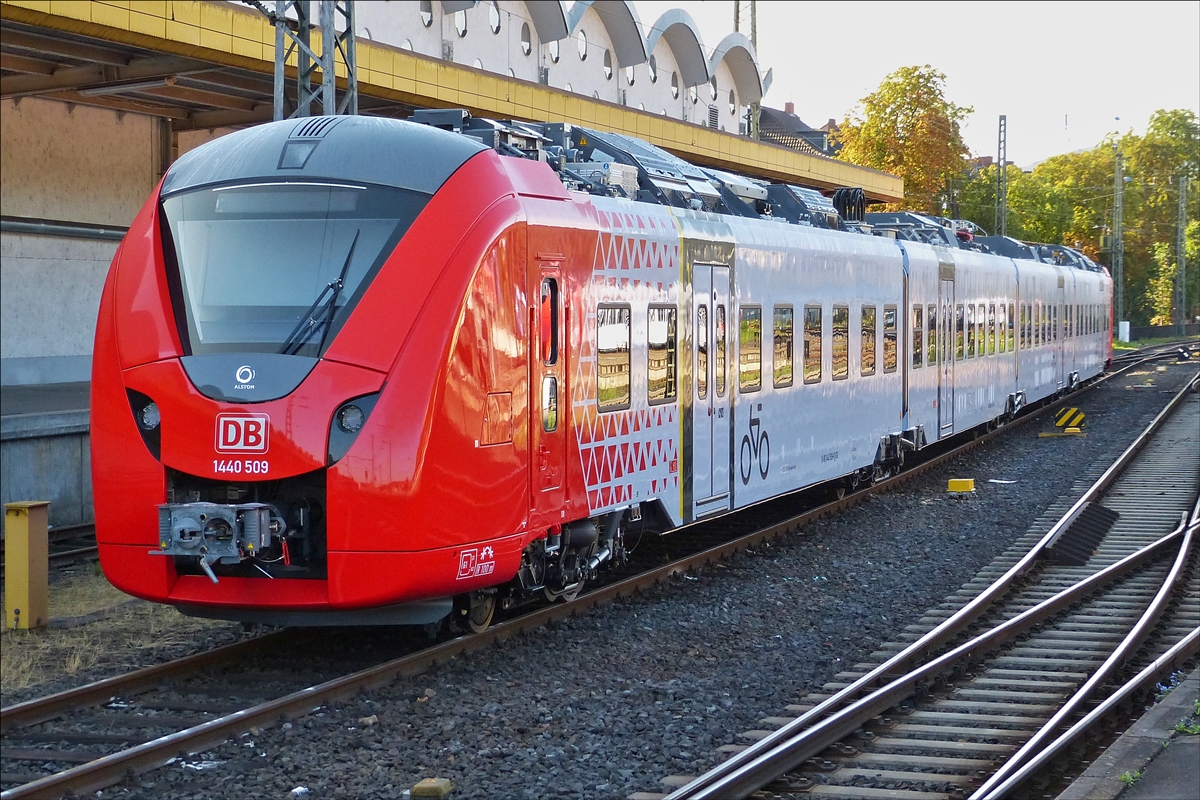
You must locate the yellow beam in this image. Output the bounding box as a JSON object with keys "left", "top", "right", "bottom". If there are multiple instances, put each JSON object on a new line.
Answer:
{"left": 1, "top": 0, "right": 903, "bottom": 202}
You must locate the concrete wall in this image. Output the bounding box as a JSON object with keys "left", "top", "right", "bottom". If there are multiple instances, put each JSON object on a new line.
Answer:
{"left": 0, "top": 233, "right": 116, "bottom": 385}
{"left": 0, "top": 97, "right": 157, "bottom": 227}
{"left": 0, "top": 413, "right": 91, "bottom": 528}
{"left": 0, "top": 97, "right": 160, "bottom": 386}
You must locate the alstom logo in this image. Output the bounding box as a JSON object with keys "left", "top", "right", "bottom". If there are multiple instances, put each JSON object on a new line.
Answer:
{"left": 215, "top": 413, "right": 270, "bottom": 453}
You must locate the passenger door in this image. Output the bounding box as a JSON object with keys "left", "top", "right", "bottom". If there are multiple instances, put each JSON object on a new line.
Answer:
{"left": 692, "top": 263, "right": 731, "bottom": 517}
{"left": 531, "top": 265, "right": 566, "bottom": 519}
{"left": 938, "top": 274, "right": 955, "bottom": 435}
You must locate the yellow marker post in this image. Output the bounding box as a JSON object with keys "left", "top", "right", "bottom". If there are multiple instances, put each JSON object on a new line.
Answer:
{"left": 5, "top": 501, "right": 50, "bottom": 630}
{"left": 947, "top": 479, "right": 975, "bottom": 493}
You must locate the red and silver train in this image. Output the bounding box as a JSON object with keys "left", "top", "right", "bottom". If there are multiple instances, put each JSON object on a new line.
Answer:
{"left": 92, "top": 114, "right": 1112, "bottom": 629}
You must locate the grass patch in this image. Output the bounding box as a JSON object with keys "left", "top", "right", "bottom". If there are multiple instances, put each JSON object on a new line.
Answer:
{"left": 1112, "top": 335, "right": 1199, "bottom": 352}
{"left": 1118, "top": 770, "right": 1141, "bottom": 786}
{"left": 2, "top": 570, "right": 237, "bottom": 698}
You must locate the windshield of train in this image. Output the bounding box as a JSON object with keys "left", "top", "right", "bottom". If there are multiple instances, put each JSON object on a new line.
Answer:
{"left": 161, "top": 181, "right": 428, "bottom": 356}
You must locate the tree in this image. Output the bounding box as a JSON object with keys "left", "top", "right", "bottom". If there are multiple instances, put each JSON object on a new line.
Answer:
{"left": 833, "top": 65, "right": 973, "bottom": 214}
{"left": 955, "top": 109, "right": 1199, "bottom": 325}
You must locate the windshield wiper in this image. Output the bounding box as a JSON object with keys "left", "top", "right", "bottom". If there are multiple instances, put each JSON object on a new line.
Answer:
{"left": 279, "top": 230, "right": 360, "bottom": 356}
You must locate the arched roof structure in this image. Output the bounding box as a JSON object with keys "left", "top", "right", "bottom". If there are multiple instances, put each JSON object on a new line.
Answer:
{"left": 565, "top": 1, "right": 647, "bottom": 67}
{"left": 644, "top": 9, "right": 708, "bottom": 87}
{"left": 708, "top": 32, "right": 762, "bottom": 103}
{"left": 521, "top": 1, "right": 569, "bottom": 42}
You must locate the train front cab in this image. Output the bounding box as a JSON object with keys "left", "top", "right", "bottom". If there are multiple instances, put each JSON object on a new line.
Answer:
{"left": 92, "top": 118, "right": 604, "bottom": 626}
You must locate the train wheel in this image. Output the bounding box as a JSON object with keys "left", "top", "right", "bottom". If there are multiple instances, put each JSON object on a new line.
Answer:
{"left": 465, "top": 590, "right": 496, "bottom": 634}
{"left": 544, "top": 581, "right": 583, "bottom": 603}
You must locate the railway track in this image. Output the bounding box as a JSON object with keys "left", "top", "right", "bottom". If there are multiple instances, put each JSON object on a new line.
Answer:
{"left": 0, "top": 524, "right": 98, "bottom": 578}
{"left": 655, "top": 371, "right": 1199, "bottom": 800}
{"left": 0, "top": 359, "right": 1189, "bottom": 799}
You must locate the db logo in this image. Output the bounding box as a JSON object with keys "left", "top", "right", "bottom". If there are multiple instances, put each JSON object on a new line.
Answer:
{"left": 215, "top": 413, "right": 270, "bottom": 454}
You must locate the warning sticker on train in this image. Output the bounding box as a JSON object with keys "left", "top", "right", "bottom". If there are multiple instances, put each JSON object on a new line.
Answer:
{"left": 456, "top": 546, "right": 496, "bottom": 580}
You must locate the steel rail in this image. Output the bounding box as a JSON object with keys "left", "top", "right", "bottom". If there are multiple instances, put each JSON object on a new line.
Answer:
{"left": 668, "top": 516, "right": 1192, "bottom": 800}
{"left": 662, "top": 370, "right": 1200, "bottom": 800}
{"left": 0, "top": 631, "right": 293, "bottom": 732}
{"left": 975, "top": 508, "right": 1200, "bottom": 800}
{"left": 0, "top": 360, "right": 1178, "bottom": 798}
{"left": 973, "top": 502, "right": 1198, "bottom": 798}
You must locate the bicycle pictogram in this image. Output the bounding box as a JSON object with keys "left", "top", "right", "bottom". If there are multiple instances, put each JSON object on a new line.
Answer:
{"left": 739, "top": 403, "right": 769, "bottom": 485}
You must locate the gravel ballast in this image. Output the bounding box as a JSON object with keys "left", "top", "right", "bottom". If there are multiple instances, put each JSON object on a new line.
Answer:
{"left": 57, "top": 364, "right": 1200, "bottom": 799}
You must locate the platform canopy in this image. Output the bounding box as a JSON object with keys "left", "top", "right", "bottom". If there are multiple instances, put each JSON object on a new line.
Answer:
{"left": 0, "top": 1, "right": 903, "bottom": 202}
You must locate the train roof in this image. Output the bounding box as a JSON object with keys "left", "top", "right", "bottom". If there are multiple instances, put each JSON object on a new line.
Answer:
{"left": 161, "top": 115, "right": 487, "bottom": 197}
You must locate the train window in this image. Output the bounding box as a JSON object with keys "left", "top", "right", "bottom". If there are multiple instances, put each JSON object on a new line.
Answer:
{"left": 164, "top": 182, "right": 431, "bottom": 357}
{"left": 998, "top": 304, "right": 1006, "bottom": 353}
{"left": 542, "top": 376, "right": 558, "bottom": 431}
{"left": 1008, "top": 303, "right": 1015, "bottom": 350}
{"left": 1019, "top": 304, "right": 1027, "bottom": 349}
{"left": 911, "top": 304, "right": 923, "bottom": 369}
{"left": 955, "top": 304, "right": 965, "bottom": 361}
{"left": 988, "top": 304, "right": 996, "bottom": 355}
{"left": 696, "top": 305, "right": 708, "bottom": 400}
{"left": 926, "top": 305, "right": 937, "bottom": 365}
{"left": 1032, "top": 303, "right": 1039, "bottom": 347}
{"left": 647, "top": 306, "right": 677, "bottom": 404}
{"left": 773, "top": 305, "right": 794, "bottom": 388}
{"left": 976, "top": 305, "right": 985, "bottom": 356}
{"left": 715, "top": 305, "right": 727, "bottom": 397}
{"left": 597, "top": 305, "right": 631, "bottom": 412}
{"left": 540, "top": 278, "right": 558, "bottom": 365}
{"left": 966, "top": 304, "right": 975, "bottom": 358}
{"left": 739, "top": 306, "right": 762, "bottom": 392}
{"left": 861, "top": 305, "right": 876, "bottom": 377}
{"left": 883, "top": 305, "right": 898, "bottom": 372}
{"left": 804, "top": 306, "right": 822, "bottom": 383}
{"left": 832, "top": 305, "right": 849, "bottom": 380}
{"left": 1053, "top": 305, "right": 1059, "bottom": 342}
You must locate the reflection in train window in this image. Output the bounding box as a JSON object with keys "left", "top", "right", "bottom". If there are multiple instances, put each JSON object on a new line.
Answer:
{"left": 715, "top": 305, "right": 727, "bottom": 397}
{"left": 861, "top": 305, "right": 876, "bottom": 376}
{"left": 647, "top": 305, "right": 677, "bottom": 404}
{"left": 773, "top": 305, "right": 794, "bottom": 388}
{"left": 926, "top": 304, "right": 937, "bottom": 364}
{"left": 966, "top": 304, "right": 976, "bottom": 357}
{"left": 542, "top": 376, "right": 557, "bottom": 431}
{"left": 1008, "top": 303, "right": 1015, "bottom": 350}
{"left": 832, "top": 305, "right": 849, "bottom": 380}
{"left": 955, "top": 304, "right": 965, "bottom": 360}
{"left": 998, "top": 304, "right": 1007, "bottom": 353}
{"left": 696, "top": 304, "right": 708, "bottom": 400}
{"left": 988, "top": 303, "right": 996, "bottom": 354}
{"left": 883, "top": 305, "right": 897, "bottom": 372}
{"left": 540, "top": 277, "right": 558, "bottom": 365}
{"left": 911, "top": 304, "right": 924, "bottom": 368}
{"left": 597, "top": 305, "right": 630, "bottom": 411}
{"left": 739, "top": 306, "right": 762, "bottom": 392}
{"left": 805, "top": 306, "right": 822, "bottom": 383}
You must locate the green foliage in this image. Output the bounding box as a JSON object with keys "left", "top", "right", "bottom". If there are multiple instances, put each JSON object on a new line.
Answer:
{"left": 834, "top": 65, "right": 973, "bottom": 215}
{"left": 1175, "top": 718, "right": 1200, "bottom": 735}
{"left": 957, "top": 110, "right": 1200, "bottom": 326}
{"left": 1119, "top": 771, "right": 1142, "bottom": 786}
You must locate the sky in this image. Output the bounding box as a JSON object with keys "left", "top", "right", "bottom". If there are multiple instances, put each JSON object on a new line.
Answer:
{"left": 632, "top": 1, "right": 1200, "bottom": 168}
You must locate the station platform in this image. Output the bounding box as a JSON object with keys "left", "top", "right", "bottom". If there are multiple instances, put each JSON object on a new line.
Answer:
{"left": 1057, "top": 666, "right": 1200, "bottom": 800}
{"left": 0, "top": 382, "right": 91, "bottom": 528}
{"left": 1, "top": 381, "right": 89, "bottom": 417}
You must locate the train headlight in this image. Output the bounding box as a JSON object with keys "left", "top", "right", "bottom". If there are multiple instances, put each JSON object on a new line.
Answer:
{"left": 138, "top": 402, "right": 161, "bottom": 431}
{"left": 336, "top": 404, "right": 365, "bottom": 433}
{"left": 327, "top": 392, "right": 380, "bottom": 465}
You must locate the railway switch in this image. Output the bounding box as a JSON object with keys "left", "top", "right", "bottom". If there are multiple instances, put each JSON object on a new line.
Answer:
{"left": 5, "top": 501, "right": 50, "bottom": 630}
